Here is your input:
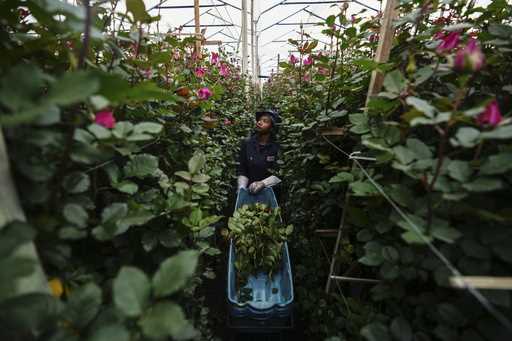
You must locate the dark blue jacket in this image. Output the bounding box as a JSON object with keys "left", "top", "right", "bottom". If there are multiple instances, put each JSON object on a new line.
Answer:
{"left": 237, "top": 134, "right": 280, "bottom": 184}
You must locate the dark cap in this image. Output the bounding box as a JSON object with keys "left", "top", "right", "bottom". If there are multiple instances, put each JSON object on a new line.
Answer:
{"left": 255, "top": 109, "right": 281, "bottom": 126}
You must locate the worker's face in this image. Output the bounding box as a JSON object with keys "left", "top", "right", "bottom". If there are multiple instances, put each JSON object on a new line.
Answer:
{"left": 256, "top": 114, "right": 272, "bottom": 133}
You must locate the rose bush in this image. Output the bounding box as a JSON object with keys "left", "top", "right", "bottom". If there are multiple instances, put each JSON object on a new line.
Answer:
{"left": 0, "top": 0, "right": 253, "bottom": 339}
{"left": 264, "top": 1, "right": 512, "bottom": 340}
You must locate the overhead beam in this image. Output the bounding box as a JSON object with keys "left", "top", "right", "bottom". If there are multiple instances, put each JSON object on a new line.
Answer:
{"left": 206, "top": 11, "right": 240, "bottom": 28}
{"left": 281, "top": 1, "right": 349, "bottom": 4}
{"left": 183, "top": 24, "right": 234, "bottom": 27}
{"left": 155, "top": 4, "right": 226, "bottom": 9}
{"left": 216, "top": 0, "right": 241, "bottom": 11}
{"left": 260, "top": 5, "right": 309, "bottom": 33}
{"left": 276, "top": 22, "right": 323, "bottom": 26}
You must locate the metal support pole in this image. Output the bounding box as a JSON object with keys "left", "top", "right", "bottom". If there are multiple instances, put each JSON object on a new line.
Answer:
{"left": 251, "top": 0, "right": 255, "bottom": 82}
{"left": 241, "top": 0, "right": 248, "bottom": 75}
{"left": 256, "top": 32, "right": 261, "bottom": 90}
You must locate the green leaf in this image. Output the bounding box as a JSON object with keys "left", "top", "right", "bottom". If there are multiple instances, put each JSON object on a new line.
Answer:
{"left": 113, "top": 181, "right": 139, "bottom": 194}
{"left": 101, "top": 203, "right": 128, "bottom": 223}
{"left": 63, "top": 203, "right": 88, "bottom": 228}
{"left": 152, "top": 250, "right": 199, "bottom": 297}
{"left": 381, "top": 246, "right": 399, "bottom": 262}
{"left": 59, "top": 227, "right": 87, "bottom": 240}
{"left": 480, "top": 153, "right": 512, "bottom": 175}
{"left": 175, "top": 171, "right": 192, "bottom": 181}
{"left": 138, "top": 302, "right": 189, "bottom": 339}
{"left": 126, "top": 0, "right": 151, "bottom": 22}
{"left": 65, "top": 283, "right": 102, "bottom": 328}
{"left": 188, "top": 151, "right": 206, "bottom": 174}
{"left": 350, "top": 181, "right": 378, "bottom": 196}
{"left": 88, "top": 123, "right": 112, "bottom": 140}
{"left": 481, "top": 125, "right": 512, "bottom": 140}
{"left": 447, "top": 160, "right": 472, "bottom": 182}
{"left": 329, "top": 172, "right": 354, "bottom": 183}
{"left": 89, "top": 95, "right": 110, "bottom": 111}
{"left": 125, "top": 82, "right": 180, "bottom": 102}
{"left": 401, "top": 230, "right": 433, "bottom": 244}
{"left": 390, "top": 317, "right": 412, "bottom": 341}
{"left": 406, "top": 138, "right": 432, "bottom": 159}
{"left": 359, "top": 242, "right": 384, "bottom": 266}
{"left": 393, "top": 146, "right": 415, "bottom": 164}
{"left": 133, "top": 122, "right": 163, "bottom": 135}
{"left": 0, "top": 293, "right": 64, "bottom": 333}
{"left": 88, "top": 325, "right": 130, "bottom": 341}
{"left": 349, "top": 113, "right": 368, "bottom": 125}
{"left": 0, "top": 221, "right": 36, "bottom": 258}
{"left": 104, "top": 163, "right": 120, "bottom": 184}
{"left": 62, "top": 172, "right": 90, "bottom": 194}
{"left": 462, "top": 177, "right": 504, "bottom": 192}
{"left": 452, "top": 127, "right": 480, "bottom": 148}
{"left": 361, "top": 322, "right": 391, "bottom": 341}
{"left": 0, "top": 64, "right": 47, "bottom": 112}
{"left": 47, "top": 71, "right": 100, "bottom": 106}
{"left": 74, "top": 128, "right": 95, "bottom": 144}
{"left": 124, "top": 154, "right": 159, "bottom": 178}
{"left": 112, "top": 122, "right": 134, "bottom": 139}
{"left": 383, "top": 70, "right": 406, "bottom": 94}
{"left": 431, "top": 226, "right": 462, "bottom": 243}
{"left": 113, "top": 267, "right": 151, "bottom": 317}
{"left": 406, "top": 97, "right": 435, "bottom": 118}
{"left": 413, "top": 66, "right": 434, "bottom": 85}
{"left": 489, "top": 24, "right": 512, "bottom": 38}
{"left": 191, "top": 174, "right": 210, "bottom": 183}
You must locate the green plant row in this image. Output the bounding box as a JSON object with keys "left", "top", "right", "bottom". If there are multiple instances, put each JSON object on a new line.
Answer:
{"left": 0, "top": 0, "right": 255, "bottom": 339}
{"left": 263, "top": 0, "right": 512, "bottom": 340}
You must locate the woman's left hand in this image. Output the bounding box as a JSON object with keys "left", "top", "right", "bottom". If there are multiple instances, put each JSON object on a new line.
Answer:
{"left": 248, "top": 181, "right": 265, "bottom": 194}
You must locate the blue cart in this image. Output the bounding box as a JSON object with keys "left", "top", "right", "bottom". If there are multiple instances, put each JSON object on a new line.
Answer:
{"left": 227, "top": 188, "right": 294, "bottom": 332}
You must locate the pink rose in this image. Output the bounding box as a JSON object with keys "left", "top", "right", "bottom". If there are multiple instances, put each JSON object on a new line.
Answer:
{"left": 224, "top": 118, "right": 232, "bottom": 126}
{"left": 195, "top": 67, "right": 207, "bottom": 78}
{"left": 302, "top": 74, "right": 311, "bottom": 82}
{"left": 94, "top": 110, "right": 116, "bottom": 129}
{"left": 211, "top": 52, "right": 220, "bottom": 65}
{"left": 303, "top": 55, "right": 313, "bottom": 66}
{"left": 318, "top": 67, "right": 330, "bottom": 76}
{"left": 454, "top": 38, "right": 485, "bottom": 72}
{"left": 219, "top": 63, "right": 230, "bottom": 77}
{"left": 477, "top": 100, "right": 502, "bottom": 127}
{"left": 436, "top": 31, "right": 460, "bottom": 54}
{"left": 289, "top": 54, "right": 298, "bottom": 65}
{"left": 142, "top": 68, "right": 152, "bottom": 79}
{"left": 197, "top": 87, "right": 213, "bottom": 100}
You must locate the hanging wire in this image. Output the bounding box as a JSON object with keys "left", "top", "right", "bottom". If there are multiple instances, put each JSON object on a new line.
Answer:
{"left": 321, "top": 135, "right": 512, "bottom": 332}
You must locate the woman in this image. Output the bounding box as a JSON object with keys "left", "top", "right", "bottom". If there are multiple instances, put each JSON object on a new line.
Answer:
{"left": 237, "top": 109, "right": 281, "bottom": 196}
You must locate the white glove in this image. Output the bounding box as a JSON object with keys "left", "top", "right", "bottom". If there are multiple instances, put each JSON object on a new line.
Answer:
{"left": 261, "top": 175, "right": 282, "bottom": 187}
{"left": 248, "top": 181, "right": 265, "bottom": 194}
{"left": 237, "top": 175, "right": 249, "bottom": 190}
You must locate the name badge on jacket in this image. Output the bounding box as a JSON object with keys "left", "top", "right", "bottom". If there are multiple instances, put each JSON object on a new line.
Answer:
{"left": 266, "top": 155, "right": 276, "bottom": 162}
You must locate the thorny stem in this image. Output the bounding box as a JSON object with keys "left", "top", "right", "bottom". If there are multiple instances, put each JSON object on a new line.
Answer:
{"left": 426, "top": 84, "right": 468, "bottom": 229}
